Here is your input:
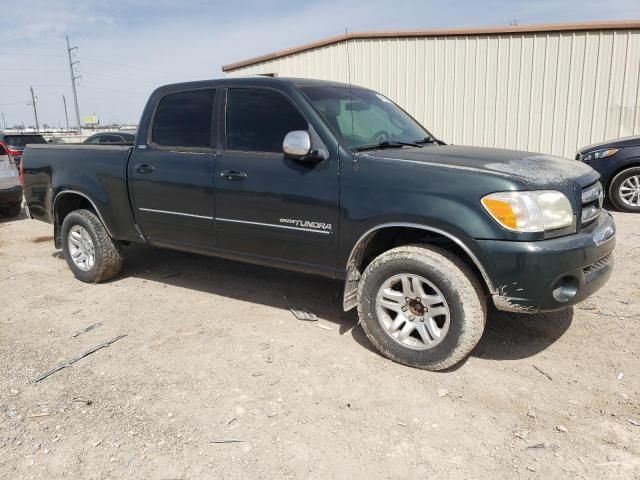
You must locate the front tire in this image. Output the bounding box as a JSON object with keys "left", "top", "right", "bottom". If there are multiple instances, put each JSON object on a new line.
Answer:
{"left": 61, "top": 209, "right": 123, "bottom": 283}
{"left": 609, "top": 167, "right": 640, "bottom": 212}
{"left": 357, "top": 245, "right": 486, "bottom": 371}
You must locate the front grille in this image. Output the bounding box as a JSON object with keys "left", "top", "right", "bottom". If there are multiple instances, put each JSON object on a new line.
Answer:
{"left": 580, "top": 182, "right": 603, "bottom": 227}
{"left": 583, "top": 253, "right": 612, "bottom": 276}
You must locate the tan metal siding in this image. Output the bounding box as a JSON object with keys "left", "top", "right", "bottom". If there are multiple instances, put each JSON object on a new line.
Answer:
{"left": 227, "top": 30, "right": 640, "bottom": 157}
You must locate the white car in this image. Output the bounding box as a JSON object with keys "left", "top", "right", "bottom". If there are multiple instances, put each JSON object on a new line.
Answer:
{"left": 0, "top": 143, "right": 22, "bottom": 218}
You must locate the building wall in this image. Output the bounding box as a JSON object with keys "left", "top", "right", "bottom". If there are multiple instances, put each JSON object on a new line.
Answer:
{"left": 226, "top": 30, "right": 640, "bottom": 158}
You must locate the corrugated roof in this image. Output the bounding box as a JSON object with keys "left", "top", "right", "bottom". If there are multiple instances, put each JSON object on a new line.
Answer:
{"left": 222, "top": 20, "right": 640, "bottom": 72}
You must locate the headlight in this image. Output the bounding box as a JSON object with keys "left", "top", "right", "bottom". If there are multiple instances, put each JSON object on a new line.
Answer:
{"left": 581, "top": 148, "right": 619, "bottom": 162}
{"left": 481, "top": 191, "right": 573, "bottom": 232}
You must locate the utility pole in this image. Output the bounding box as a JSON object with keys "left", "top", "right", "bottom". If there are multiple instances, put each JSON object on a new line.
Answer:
{"left": 29, "top": 86, "right": 40, "bottom": 132}
{"left": 62, "top": 95, "right": 70, "bottom": 130}
{"left": 66, "top": 36, "right": 82, "bottom": 132}
{"left": 1, "top": 112, "right": 5, "bottom": 130}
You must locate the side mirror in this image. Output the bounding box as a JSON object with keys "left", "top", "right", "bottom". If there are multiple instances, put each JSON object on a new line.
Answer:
{"left": 283, "top": 130, "right": 312, "bottom": 159}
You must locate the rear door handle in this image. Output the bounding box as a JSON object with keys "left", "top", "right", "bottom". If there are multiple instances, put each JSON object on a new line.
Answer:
{"left": 220, "top": 170, "right": 247, "bottom": 180}
{"left": 134, "top": 163, "right": 155, "bottom": 174}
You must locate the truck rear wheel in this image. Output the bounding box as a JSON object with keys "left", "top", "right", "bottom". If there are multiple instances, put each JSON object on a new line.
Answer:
{"left": 357, "top": 245, "right": 486, "bottom": 371}
{"left": 61, "top": 209, "right": 123, "bottom": 283}
{"left": 609, "top": 167, "right": 640, "bottom": 212}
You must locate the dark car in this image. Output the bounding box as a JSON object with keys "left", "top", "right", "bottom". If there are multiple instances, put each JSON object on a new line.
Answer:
{"left": 83, "top": 132, "right": 136, "bottom": 145}
{"left": 22, "top": 77, "right": 615, "bottom": 371}
{"left": 577, "top": 136, "right": 640, "bottom": 212}
{"left": 0, "top": 133, "right": 48, "bottom": 167}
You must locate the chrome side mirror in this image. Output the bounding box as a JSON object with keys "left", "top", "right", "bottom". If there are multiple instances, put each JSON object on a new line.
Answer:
{"left": 283, "top": 130, "right": 311, "bottom": 159}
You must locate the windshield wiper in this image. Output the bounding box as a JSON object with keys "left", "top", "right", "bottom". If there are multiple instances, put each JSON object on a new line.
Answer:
{"left": 356, "top": 140, "right": 422, "bottom": 152}
{"left": 415, "top": 135, "right": 440, "bottom": 145}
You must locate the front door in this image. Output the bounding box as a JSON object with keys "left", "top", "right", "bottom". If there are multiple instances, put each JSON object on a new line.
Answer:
{"left": 128, "top": 88, "right": 218, "bottom": 251}
{"left": 214, "top": 87, "right": 340, "bottom": 274}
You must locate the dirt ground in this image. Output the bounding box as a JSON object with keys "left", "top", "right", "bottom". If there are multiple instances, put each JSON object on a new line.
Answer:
{"left": 0, "top": 210, "right": 639, "bottom": 480}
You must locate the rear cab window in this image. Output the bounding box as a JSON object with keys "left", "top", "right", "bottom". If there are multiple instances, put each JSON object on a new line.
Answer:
{"left": 225, "top": 88, "right": 307, "bottom": 153}
{"left": 4, "top": 135, "right": 48, "bottom": 148}
{"left": 151, "top": 89, "right": 216, "bottom": 148}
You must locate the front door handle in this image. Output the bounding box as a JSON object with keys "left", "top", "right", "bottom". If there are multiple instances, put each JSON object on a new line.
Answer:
{"left": 220, "top": 170, "right": 247, "bottom": 180}
{"left": 135, "top": 163, "right": 155, "bottom": 174}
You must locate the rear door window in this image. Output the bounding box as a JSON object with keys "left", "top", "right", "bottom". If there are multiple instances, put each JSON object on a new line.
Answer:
{"left": 226, "top": 88, "right": 307, "bottom": 153}
{"left": 151, "top": 89, "right": 216, "bottom": 148}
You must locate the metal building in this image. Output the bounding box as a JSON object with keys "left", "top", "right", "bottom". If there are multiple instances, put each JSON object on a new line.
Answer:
{"left": 222, "top": 21, "right": 640, "bottom": 158}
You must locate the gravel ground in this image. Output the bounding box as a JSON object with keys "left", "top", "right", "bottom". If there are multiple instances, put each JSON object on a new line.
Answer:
{"left": 0, "top": 210, "right": 639, "bottom": 479}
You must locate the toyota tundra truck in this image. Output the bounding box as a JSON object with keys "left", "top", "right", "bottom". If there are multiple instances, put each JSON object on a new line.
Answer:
{"left": 21, "top": 77, "right": 616, "bottom": 370}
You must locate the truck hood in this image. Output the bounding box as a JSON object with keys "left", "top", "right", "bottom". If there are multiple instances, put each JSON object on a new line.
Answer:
{"left": 578, "top": 135, "right": 640, "bottom": 153}
{"left": 359, "top": 145, "right": 599, "bottom": 189}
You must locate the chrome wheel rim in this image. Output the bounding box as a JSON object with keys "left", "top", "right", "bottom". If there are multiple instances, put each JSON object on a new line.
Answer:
{"left": 68, "top": 225, "right": 96, "bottom": 271}
{"left": 376, "top": 274, "right": 451, "bottom": 351}
{"left": 619, "top": 175, "right": 640, "bottom": 207}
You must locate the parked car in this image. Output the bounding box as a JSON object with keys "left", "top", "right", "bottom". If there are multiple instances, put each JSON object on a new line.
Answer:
{"left": 577, "top": 136, "right": 640, "bottom": 212}
{"left": 0, "top": 132, "right": 48, "bottom": 167}
{"left": 0, "top": 142, "right": 22, "bottom": 218}
{"left": 22, "top": 77, "right": 615, "bottom": 370}
{"left": 82, "top": 132, "right": 135, "bottom": 145}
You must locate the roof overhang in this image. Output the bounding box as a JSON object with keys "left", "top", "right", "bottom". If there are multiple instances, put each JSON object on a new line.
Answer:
{"left": 222, "top": 20, "right": 640, "bottom": 72}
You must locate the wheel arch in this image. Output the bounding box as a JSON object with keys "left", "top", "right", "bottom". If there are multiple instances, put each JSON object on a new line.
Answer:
{"left": 53, "top": 190, "right": 113, "bottom": 248}
{"left": 342, "top": 223, "right": 496, "bottom": 311}
{"left": 606, "top": 160, "right": 640, "bottom": 196}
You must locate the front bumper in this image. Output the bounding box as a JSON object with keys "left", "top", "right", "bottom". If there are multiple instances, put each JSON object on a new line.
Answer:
{"left": 0, "top": 185, "right": 23, "bottom": 207}
{"left": 477, "top": 212, "right": 615, "bottom": 313}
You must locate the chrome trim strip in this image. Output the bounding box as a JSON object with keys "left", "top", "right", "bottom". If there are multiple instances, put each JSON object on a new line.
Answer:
{"left": 139, "top": 207, "right": 213, "bottom": 220}
{"left": 346, "top": 222, "right": 496, "bottom": 294}
{"left": 216, "top": 217, "right": 332, "bottom": 235}
{"left": 53, "top": 190, "right": 114, "bottom": 237}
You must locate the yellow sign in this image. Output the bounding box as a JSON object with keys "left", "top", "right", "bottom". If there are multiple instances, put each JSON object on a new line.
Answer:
{"left": 84, "top": 116, "right": 99, "bottom": 125}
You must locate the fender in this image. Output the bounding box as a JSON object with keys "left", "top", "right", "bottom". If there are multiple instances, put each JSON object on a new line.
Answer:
{"left": 53, "top": 190, "right": 114, "bottom": 237}
{"left": 342, "top": 222, "right": 497, "bottom": 311}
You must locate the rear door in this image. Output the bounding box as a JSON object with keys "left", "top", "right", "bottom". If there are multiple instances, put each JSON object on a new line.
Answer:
{"left": 128, "top": 88, "right": 218, "bottom": 251}
{"left": 214, "top": 86, "right": 340, "bottom": 273}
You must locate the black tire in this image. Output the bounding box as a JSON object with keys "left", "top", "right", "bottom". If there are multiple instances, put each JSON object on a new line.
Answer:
{"left": 61, "top": 209, "right": 123, "bottom": 283}
{"left": 357, "top": 245, "right": 486, "bottom": 371}
{"left": 609, "top": 167, "right": 640, "bottom": 212}
{"left": 0, "top": 204, "right": 21, "bottom": 218}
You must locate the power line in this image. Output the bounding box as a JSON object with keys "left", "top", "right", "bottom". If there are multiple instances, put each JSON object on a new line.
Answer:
{"left": 0, "top": 100, "right": 30, "bottom": 107}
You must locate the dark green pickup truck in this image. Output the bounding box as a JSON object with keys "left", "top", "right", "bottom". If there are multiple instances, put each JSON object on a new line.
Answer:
{"left": 22, "top": 77, "right": 615, "bottom": 370}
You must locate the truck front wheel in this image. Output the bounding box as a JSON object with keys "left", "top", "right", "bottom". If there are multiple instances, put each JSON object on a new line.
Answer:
{"left": 61, "top": 209, "right": 123, "bottom": 283}
{"left": 357, "top": 245, "right": 486, "bottom": 371}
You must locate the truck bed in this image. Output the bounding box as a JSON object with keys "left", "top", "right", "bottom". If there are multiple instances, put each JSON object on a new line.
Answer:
{"left": 22, "top": 144, "right": 141, "bottom": 242}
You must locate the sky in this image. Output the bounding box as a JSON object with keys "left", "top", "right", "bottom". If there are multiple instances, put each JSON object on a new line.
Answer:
{"left": 0, "top": 0, "right": 638, "bottom": 128}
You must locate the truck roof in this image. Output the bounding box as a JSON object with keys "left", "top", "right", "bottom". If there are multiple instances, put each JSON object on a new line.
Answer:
{"left": 153, "top": 76, "right": 359, "bottom": 95}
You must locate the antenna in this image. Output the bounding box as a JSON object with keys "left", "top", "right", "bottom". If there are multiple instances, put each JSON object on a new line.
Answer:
{"left": 345, "top": 27, "right": 355, "bottom": 151}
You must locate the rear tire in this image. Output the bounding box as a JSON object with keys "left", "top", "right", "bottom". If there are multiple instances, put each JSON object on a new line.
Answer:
{"left": 61, "top": 209, "right": 123, "bottom": 283}
{"left": 0, "top": 204, "right": 21, "bottom": 218}
{"left": 609, "top": 167, "right": 640, "bottom": 212}
{"left": 357, "top": 245, "right": 486, "bottom": 371}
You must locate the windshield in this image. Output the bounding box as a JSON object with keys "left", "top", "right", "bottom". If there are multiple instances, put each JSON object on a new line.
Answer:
{"left": 4, "top": 135, "right": 48, "bottom": 148}
{"left": 300, "top": 86, "right": 431, "bottom": 150}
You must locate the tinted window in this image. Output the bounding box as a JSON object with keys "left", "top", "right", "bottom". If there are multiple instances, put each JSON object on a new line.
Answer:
{"left": 0, "top": 144, "right": 6, "bottom": 155}
{"left": 100, "top": 135, "right": 123, "bottom": 144}
{"left": 226, "top": 88, "right": 307, "bottom": 153}
{"left": 152, "top": 89, "right": 216, "bottom": 148}
{"left": 4, "top": 135, "right": 48, "bottom": 148}
{"left": 85, "top": 135, "right": 101, "bottom": 144}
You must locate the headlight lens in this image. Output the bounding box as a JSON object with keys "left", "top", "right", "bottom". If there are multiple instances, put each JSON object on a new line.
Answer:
{"left": 481, "top": 191, "right": 573, "bottom": 232}
{"left": 581, "top": 148, "right": 619, "bottom": 162}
